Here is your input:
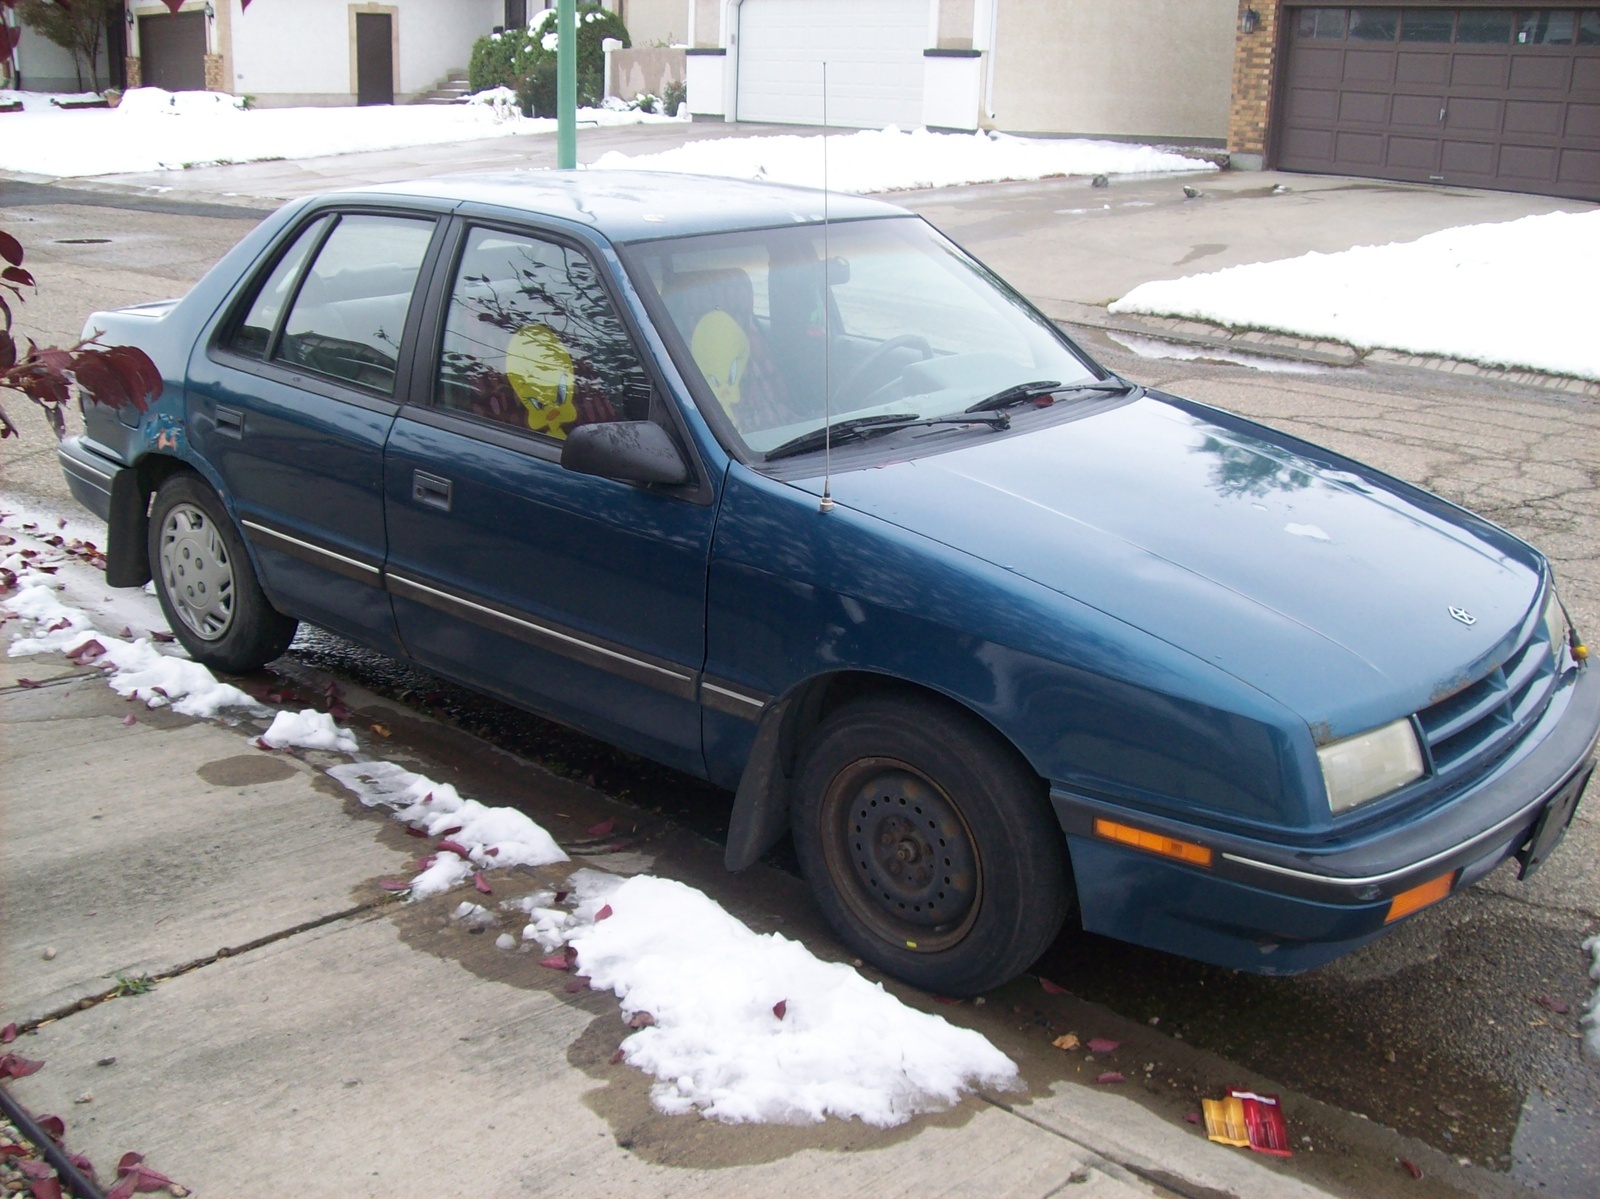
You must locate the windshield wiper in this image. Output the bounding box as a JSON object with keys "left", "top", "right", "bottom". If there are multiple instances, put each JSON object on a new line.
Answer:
{"left": 964, "top": 378, "right": 1137, "bottom": 414}
{"left": 764, "top": 411, "right": 1009, "bottom": 462}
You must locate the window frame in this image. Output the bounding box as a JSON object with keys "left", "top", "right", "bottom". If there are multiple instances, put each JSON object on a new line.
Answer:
{"left": 209, "top": 201, "right": 449, "bottom": 415}
{"left": 403, "top": 211, "right": 712, "bottom": 503}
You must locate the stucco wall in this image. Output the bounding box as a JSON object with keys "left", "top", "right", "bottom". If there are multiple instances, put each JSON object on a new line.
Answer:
{"left": 228, "top": 0, "right": 497, "bottom": 105}
{"left": 989, "top": 0, "right": 1235, "bottom": 141}
{"left": 12, "top": 18, "right": 109, "bottom": 92}
{"left": 620, "top": 0, "right": 690, "bottom": 46}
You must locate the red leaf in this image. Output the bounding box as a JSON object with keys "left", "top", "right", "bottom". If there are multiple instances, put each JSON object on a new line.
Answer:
{"left": 67, "top": 1152, "right": 94, "bottom": 1178}
{"left": 609, "top": 1048, "right": 624, "bottom": 1064}
{"left": 0, "top": 1145, "right": 26, "bottom": 1158}
{"left": 594, "top": 903, "right": 613, "bottom": 921}
{"left": 565, "top": 945, "right": 578, "bottom": 966}
{"left": 17, "top": 678, "right": 41, "bottom": 688}
{"left": 0, "top": 329, "right": 14, "bottom": 372}
{"left": 0, "top": 229, "right": 21, "bottom": 267}
{"left": 116, "top": 1153, "right": 145, "bottom": 1173}
{"left": 123, "top": 714, "right": 136, "bottom": 726}
{"left": 378, "top": 880, "right": 411, "bottom": 892}
{"left": 1039, "top": 977, "right": 1069, "bottom": 995}
{"left": 18, "top": 1161, "right": 55, "bottom": 1179}
{"left": 1184, "top": 1111, "right": 1201, "bottom": 1124}
{"left": 435, "top": 839, "right": 470, "bottom": 858}
{"left": 437, "top": 825, "right": 463, "bottom": 837}
{"left": 554, "top": 890, "right": 569, "bottom": 905}
{"left": 483, "top": 846, "right": 500, "bottom": 857}
{"left": 539, "top": 954, "right": 570, "bottom": 970}
{"left": 67, "top": 638, "right": 106, "bottom": 665}
{"left": 0, "top": 1050, "right": 45, "bottom": 1078}
{"left": 2, "top": 265, "right": 34, "bottom": 288}
{"left": 128, "top": 1163, "right": 173, "bottom": 1190}
{"left": 773, "top": 999, "right": 787, "bottom": 1020}
{"left": 586, "top": 817, "right": 615, "bottom": 837}
{"left": 564, "top": 978, "right": 586, "bottom": 993}
{"left": 1086, "top": 1038, "right": 1120, "bottom": 1054}
{"left": 413, "top": 856, "right": 436, "bottom": 871}
{"left": 35, "top": 1114, "right": 64, "bottom": 1141}
{"left": 1095, "top": 1071, "right": 1126, "bottom": 1084}
{"left": 150, "top": 631, "right": 175, "bottom": 643}
{"left": 45, "top": 618, "right": 71, "bottom": 632}
{"left": 473, "top": 871, "right": 492, "bottom": 895}
{"left": 27, "top": 1176, "right": 63, "bottom": 1199}
{"left": 404, "top": 826, "right": 427, "bottom": 838}
{"left": 100, "top": 346, "right": 162, "bottom": 410}
{"left": 1536, "top": 994, "right": 1571, "bottom": 1015}
{"left": 0, "top": 1022, "right": 15, "bottom": 1042}
{"left": 1401, "top": 1159, "right": 1423, "bottom": 1179}
{"left": 628, "top": 1010, "right": 656, "bottom": 1028}
{"left": 104, "top": 1178, "right": 136, "bottom": 1199}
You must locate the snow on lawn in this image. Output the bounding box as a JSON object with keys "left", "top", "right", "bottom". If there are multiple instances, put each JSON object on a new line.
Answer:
{"left": 0, "top": 87, "right": 683, "bottom": 179}
{"left": 554, "top": 870, "right": 1018, "bottom": 1125}
{"left": 589, "top": 126, "right": 1215, "bottom": 194}
{"left": 1110, "top": 210, "right": 1600, "bottom": 382}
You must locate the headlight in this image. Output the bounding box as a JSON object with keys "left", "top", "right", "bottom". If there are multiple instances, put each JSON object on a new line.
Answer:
{"left": 1543, "top": 586, "right": 1571, "bottom": 665}
{"left": 1318, "top": 719, "right": 1425, "bottom": 813}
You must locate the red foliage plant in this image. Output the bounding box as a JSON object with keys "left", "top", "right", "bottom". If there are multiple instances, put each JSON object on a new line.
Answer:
{"left": 0, "top": 227, "right": 163, "bottom": 439}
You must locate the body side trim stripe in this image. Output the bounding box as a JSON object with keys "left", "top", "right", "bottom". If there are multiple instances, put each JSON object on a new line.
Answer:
{"left": 241, "top": 520, "right": 384, "bottom": 586}
{"left": 700, "top": 677, "right": 770, "bottom": 721}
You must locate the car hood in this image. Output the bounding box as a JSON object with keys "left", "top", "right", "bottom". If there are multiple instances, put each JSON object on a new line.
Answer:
{"left": 814, "top": 393, "right": 1544, "bottom": 736}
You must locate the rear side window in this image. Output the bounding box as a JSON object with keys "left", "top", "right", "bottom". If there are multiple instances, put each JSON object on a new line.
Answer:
{"left": 275, "top": 214, "right": 435, "bottom": 394}
{"left": 231, "top": 216, "right": 330, "bottom": 359}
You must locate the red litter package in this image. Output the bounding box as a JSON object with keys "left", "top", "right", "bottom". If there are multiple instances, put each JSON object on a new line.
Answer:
{"left": 1230, "top": 1088, "right": 1292, "bottom": 1157}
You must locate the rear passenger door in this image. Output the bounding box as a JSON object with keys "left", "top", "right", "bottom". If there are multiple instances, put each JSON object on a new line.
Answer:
{"left": 188, "top": 207, "right": 443, "bottom": 653}
{"left": 382, "top": 218, "right": 717, "bottom": 775}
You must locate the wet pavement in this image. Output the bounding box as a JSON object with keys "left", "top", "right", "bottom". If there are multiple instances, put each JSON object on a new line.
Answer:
{"left": 2, "top": 171, "right": 1597, "bottom": 1197}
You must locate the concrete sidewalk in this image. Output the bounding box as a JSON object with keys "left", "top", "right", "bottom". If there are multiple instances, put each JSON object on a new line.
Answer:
{"left": 0, "top": 638, "right": 1358, "bottom": 1199}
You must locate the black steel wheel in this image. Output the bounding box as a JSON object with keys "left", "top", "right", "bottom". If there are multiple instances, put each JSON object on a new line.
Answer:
{"left": 792, "top": 692, "right": 1073, "bottom": 995}
{"left": 147, "top": 473, "right": 297, "bottom": 673}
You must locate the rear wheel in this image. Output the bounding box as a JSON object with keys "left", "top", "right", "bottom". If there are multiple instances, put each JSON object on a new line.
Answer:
{"left": 791, "top": 692, "right": 1072, "bottom": 995}
{"left": 147, "top": 473, "right": 297, "bottom": 672}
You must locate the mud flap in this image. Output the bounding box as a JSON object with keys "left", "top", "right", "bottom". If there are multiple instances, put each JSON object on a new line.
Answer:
{"left": 104, "top": 467, "right": 152, "bottom": 588}
{"left": 723, "top": 698, "right": 791, "bottom": 871}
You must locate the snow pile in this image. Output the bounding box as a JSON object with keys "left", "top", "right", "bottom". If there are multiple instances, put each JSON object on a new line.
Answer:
{"left": 260, "top": 708, "right": 358, "bottom": 753}
{"left": 0, "top": 90, "right": 105, "bottom": 113}
{"left": 1110, "top": 210, "right": 1600, "bottom": 382}
{"left": 327, "top": 760, "right": 568, "bottom": 898}
{"left": 1584, "top": 934, "right": 1600, "bottom": 1060}
{"left": 558, "top": 871, "right": 1018, "bottom": 1126}
{"left": 589, "top": 126, "right": 1214, "bottom": 194}
{"left": 0, "top": 88, "right": 678, "bottom": 179}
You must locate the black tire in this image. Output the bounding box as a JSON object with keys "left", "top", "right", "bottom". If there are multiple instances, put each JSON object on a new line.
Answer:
{"left": 147, "top": 472, "right": 297, "bottom": 673}
{"left": 791, "top": 692, "right": 1073, "bottom": 996}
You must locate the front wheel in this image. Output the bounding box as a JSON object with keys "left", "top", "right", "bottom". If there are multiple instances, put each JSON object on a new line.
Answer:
{"left": 147, "top": 473, "right": 297, "bottom": 673}
{"left": 791, "top": 693, "right": 1073, "bottom": 996}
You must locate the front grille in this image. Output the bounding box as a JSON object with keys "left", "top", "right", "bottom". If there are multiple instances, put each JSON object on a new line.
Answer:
{"left": 1416, "top": 620, "right": 1558, "bottom": 779}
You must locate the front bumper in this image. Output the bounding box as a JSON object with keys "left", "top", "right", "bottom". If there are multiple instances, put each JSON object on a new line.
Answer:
{"left": 1050, "top": 658, "right": 1600, "bottom": 974}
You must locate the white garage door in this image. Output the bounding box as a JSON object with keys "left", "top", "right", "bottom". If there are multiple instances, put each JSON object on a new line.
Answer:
{"left": 735, "top": 0, "right": 930, "bottom": 128}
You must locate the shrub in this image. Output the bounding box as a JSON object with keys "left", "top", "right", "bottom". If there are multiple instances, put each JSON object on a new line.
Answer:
{"left": 472, "top": 4, "right": 629, "bottom": 114}
{"left": 468, "top": 30, "right": 521, "bottom": 94}
{"left": 663, "top": 79, "right": 687, "bottom": 116}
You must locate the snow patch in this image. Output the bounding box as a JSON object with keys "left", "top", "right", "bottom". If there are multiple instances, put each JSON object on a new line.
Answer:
{"left": 1285, "top": 523, "right": 1331, "bottom": 542}
{"left": 1110, "top": 211, "right": 1600, "bottom": 382}
{"left": 590, "top": 126, "right": 1214, "bottom": 194}
{"left": 260, "top": 708, "right": 359, "bottom": 753}
{"left": 558, "top": 870, "right": 1018, "bottom": 1126}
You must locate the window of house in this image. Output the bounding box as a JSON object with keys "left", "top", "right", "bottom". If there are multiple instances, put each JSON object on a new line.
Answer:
{"left": 1348, "top": 8, "right": 1400, "bottom": 40}
{"left": 230, "top": 216, "right": 331, "bottom": 359}
{"left": 1400, "top": 8, "right": 1454, "bottom": 41}
{"left": 434, "top": 227, "right": 652, "bottom": 440}
{"left": 1517, "top": 9, "right": 1576, "bottom": 43}
{"left": 274, "top": 214, "right": 435, "bottom": 394}
{"left": 1297, "top": 8, "right": 1349, "bottom": 38}
{"left": 1581, "top": 9, "right": 1600, "bottom": 42}
{"left": 1457, "top": 9, "right": 1515, "bottom": 41}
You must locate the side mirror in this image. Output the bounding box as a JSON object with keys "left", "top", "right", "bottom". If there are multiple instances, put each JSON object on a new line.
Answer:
{"left": 561, "top": 421, "right": 690, "bottom": 486}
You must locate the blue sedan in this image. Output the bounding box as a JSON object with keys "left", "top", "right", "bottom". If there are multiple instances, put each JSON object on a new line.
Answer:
{"left": 59, "top": 172, "right": 1598, "bottom": 995}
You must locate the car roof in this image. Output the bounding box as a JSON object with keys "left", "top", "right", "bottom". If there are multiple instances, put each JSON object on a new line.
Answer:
{"left": 350, "top": 170, "right": 911, "bottom": 242}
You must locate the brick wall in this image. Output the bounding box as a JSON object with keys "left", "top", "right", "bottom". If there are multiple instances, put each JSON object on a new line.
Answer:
{"left": 204, "top": 53, "right": 224, "bottom": 91}
{"left": 124, "top": 56, "right": 142, "bottom": 88}
{"left": 1228, "top": 0, "right": 1281, "bottom": 160}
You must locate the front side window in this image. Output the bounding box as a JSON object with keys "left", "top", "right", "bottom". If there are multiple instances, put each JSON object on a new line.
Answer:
{"left": 434, "top": 226, "right": 651, "bottom": 438}
{"left": 276, "top": 214, "right": 435, "bottom": 394}
{"left": 625, "top": 217, "right": 1097, "bottom": 457}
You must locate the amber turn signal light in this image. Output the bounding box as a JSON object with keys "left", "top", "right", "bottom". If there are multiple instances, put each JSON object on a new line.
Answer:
{"left": 1093, "top": 818, "right": 1213, "bottom": 867}
{"left": 1385, "top": 871, "right": 1456, "bottom": 923}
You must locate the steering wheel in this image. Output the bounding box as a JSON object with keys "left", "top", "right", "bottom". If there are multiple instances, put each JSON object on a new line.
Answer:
{"left": 831, "top": 334, "right": 933, "bottom": 403}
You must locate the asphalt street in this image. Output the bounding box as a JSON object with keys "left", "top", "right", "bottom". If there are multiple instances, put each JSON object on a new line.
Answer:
{"left": 1, "top": 162, "right": 1596, "bottom": 1198}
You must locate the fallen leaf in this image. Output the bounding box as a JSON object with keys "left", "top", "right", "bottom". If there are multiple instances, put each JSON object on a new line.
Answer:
{"left": 773, "top": 999, "right": 787, "bottom": 1020}
{"left": 473, "top": 872, "right": 492, "bottom": 895}
{"left": 437, "top": 825, "right": 463, "bottom": 837}
{"left": 628, "top": 1011, "right": 656, "bottom": 1028}
{"left": 1095, "top": 1072, "right": 1125, "bottom": 1084}
{"left": 0, "top": 1022, "right": 14, "bottom": 1043}
{"left": 435, "top": 839, "right": 471, "bottom": 858}
{"left": 0, "top": 1051, "right": 45, "bottom": 1079}
{"left": 150, "top": 631, "right": 175, "bottom": 643}
{"left": 66, "top": 639, "right": 106, "bottom": 665}
{"left": 1184, "top": 1111, "right": 1201, "bottom": 1124}
{"left": 377, "top": 880, "right": 411, "bottom": 892}
{"left": 554, "top": 891, "right": 569, "bottom": 905}
{"left": 586, "top": 817, "right": 615, "bottom": 837}
{"left": 539, "top": 954, "right": 570, "bottom": 970}
{"left": 565, "top": 979, "right": 586, "bottom": 993}
{"left": 1039, "top": 977, "right": 1069, "bottom": 995}
{"left": 0, "top": 1145, "right": 27, "bottom": 1158}
{"left": 122, "top": 714, "right": 136, "bottom": 727}
{"left": 18, "top": 1161, "right": 55, "bottom": 1179}
{"left": 16, "top": 678, "right": 41, "bottom": 688}
{"left": 35, "top": 1114, "right": 63, "bottom": 1141}
{"left": 105, "top": 1179, "right": 136, "bottom": 1199}
{"left": 1087, "top": 1038, "right": 1120, "bottom": 1054}
{"left": 1437, "top": 1101, "right": 1463, "bottom": 1119}
{"left": 1535, "top": 994, "right": 1571, "bottom": 1015}
{"left": 370, "top": 723, "right": 391, "bottom": 738}
{"left": 45, "top": 618, "right": 70, "bottom": 632}
{"left": 609, "top": 1048, "right": 625, "bottom": 1064}
{"left": 595, "top": 904, "right": 613, "bottom": 921}
{"left": 483, "top": 846, "right": 500, "bottom": 857}
{"left": 404, "top": 826, "right": 427, "bottom": 838}
{"left": 116, "top": 1154, "right": 145, "bottom": 1173}
{"left": 1051, "top": 1034, "right": 1079, "bottom": 1051}
{"left": 117, "top": 626, "right": 132, "bottom": 639}
{"left": 1401, "top": 1159, "right": 1423, "bottom": 1179}
{"left": 67, "top": 1151, "right": 94, "bottom": 1177}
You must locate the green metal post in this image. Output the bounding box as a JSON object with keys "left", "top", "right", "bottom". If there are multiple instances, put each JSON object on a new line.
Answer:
{"left": 557, "top": 0, "right": 577, "bottom": 169}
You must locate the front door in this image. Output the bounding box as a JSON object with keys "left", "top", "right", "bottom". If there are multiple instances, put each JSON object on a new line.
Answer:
{"left": 356, "top": 12, "right": 394, "bottom": 106}
{"left": 383, "top": 219, "right": 717, "bottom": 775}
{"left": 186, "top": 209, "right": 441, "bottom": 654}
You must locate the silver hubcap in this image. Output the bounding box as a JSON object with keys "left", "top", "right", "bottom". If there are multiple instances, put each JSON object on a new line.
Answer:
{"left": 159, "top": 503, "right": 235, "bottom": 641}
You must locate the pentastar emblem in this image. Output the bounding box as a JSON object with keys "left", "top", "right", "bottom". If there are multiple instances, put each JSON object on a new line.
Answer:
{"left": 1449, "top": 606, "right": 1477, "bottom": 626}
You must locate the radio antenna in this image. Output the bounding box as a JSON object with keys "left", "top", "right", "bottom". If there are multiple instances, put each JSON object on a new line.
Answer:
{"left": 818, "top": 60, "right": 835, "bottom": 515}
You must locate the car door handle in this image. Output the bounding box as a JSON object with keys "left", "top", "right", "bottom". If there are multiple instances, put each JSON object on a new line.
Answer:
{"left": 215, "top": 405, "right": 245, "bottom": 438}
{"left": 412, "top": 470, "right": 452, "bottom": 511}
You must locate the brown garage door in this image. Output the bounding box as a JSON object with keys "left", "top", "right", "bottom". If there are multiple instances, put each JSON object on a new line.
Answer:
{"left": 139, "top": 10, "right": 206, "bottom": 92}
{"left": 1276, "top": 6, "right": 1600, "bottom": 200}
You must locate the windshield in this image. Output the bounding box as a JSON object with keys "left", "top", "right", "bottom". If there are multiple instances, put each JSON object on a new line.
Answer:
{"left": 623, "top": 217, "right": 1098, "bottom": 457}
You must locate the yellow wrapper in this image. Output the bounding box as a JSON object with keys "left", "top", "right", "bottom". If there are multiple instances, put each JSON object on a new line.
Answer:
{"left": 1203, "top": 1096, "right": 1250, "bottom": 1148}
